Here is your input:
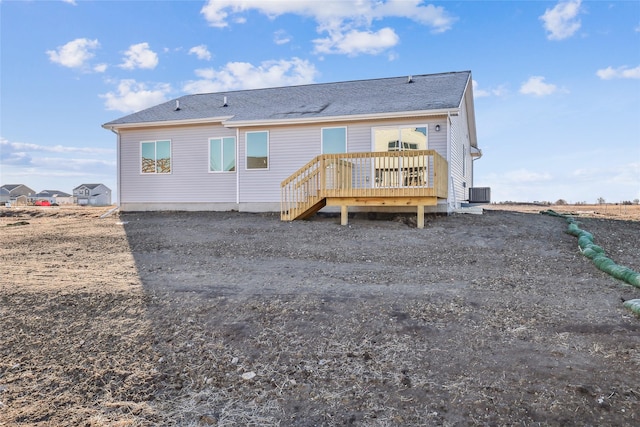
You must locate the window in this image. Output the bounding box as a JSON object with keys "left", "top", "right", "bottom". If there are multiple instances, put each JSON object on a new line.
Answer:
{"left": 373, "top": 126, "right": 428, "bottom": 188}
{"left": 141, "top": 140, "right": 171, "bottom": 174}
{"left": 209, "top": 137, "right": 236, "bottom": 172}
{"left": 246, "top": 131, "right": 268, "bottom": 169}
{"left": 373, "top": 126, "right": 427, "bottom": 152}
{"left": 322, "top": 127, "right": 347, "bottom": 154}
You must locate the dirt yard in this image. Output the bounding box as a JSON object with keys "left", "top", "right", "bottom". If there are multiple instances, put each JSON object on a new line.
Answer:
{"left": 1, "top": 205, "right": 639, "bottom": 426}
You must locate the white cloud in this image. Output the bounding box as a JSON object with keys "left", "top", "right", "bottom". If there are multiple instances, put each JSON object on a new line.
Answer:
{"left": 373, "top": 1, "right": 453, "bottom": 33}
{"left": 274, "top": 29, "right": 291, "bottom": 45}
{"left": 46, "top": 38, "right": 100, "bottom": 69}
{"left": 387, "top": 51, "right": 399, "bottom": 61}
{"left": 100, "top": 79, "right": 171, "bottom": 113}
{"left": 314, "top": 27, "right": 399, "bottom": 56}
{"left": 119, "top": 42, "right": 159, "bottom": 70}
{"left": 519, "top": 76, "right": 558, "bottom": 97}
{"left": 504, "top": 169, "right": 553, "bottom": 184}
{"left": 473, "top": 80, "right": 508, "bottom": 98}
{"left": 189, "top": 45, "right": 212, "bottom": 61}
{"left": 33, "top": 157, "right": 116, "bottom": 172}
{"left": 596, "top": 65, "right": 640, "bottom": 80}
{"left": 201, "top": 0, "right": 454, "bottom": 31}
{"left": 540, "top": 0, "right": 583, "bottom": 40}
{"left": 200, "top": 0, "right": 454, "bottom": 56}
{"left": 62, "top": 0, "right": 77, "bottom": 5}
{"left": 1, "top": 136, "right": 117, "bottom": 193}
{"left": 570, "top": 162, "right": 640, "bottom": 200}
{"left": 0, "top": 137, "right": 115, "bottom": 177}
{"left": 201, "top": 0, "right": 357, "bottom": 28}
{"left": 472, "top": 80, "right": 490, "bottom": 98}
{"left": 182, "top": 58, "right": 318, "bottom": 94}
{"left": 1, "top": 138, "right": 112, "bottom": 155}
{"left": 1, "top": 138, "right": 33, "bottom": 166}
{"left": 481, "top": 169, "right": 554, "bottom": 202}
{"left": 482, "top": 160, "right": 640, "bottom": 203}
{"left": 94, "top": 63, "right": 108, "bottom": 73}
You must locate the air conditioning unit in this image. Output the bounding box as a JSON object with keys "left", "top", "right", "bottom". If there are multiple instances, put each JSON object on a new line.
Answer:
{"left": 469, "top": 187, "right": 491, "bottom": 204}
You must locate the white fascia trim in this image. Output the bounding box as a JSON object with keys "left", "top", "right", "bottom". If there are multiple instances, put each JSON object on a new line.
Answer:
{"left": 102, "top": 109, "right": 460, "bottom": 131}
{"left": 461, "top": 73, "right": 478, "bottom": 149}
{"left": 102, "top": 116, "right": 234, "bottom": 131}
{"left": 221, "top": 108, "right": 459, "bottom": 128}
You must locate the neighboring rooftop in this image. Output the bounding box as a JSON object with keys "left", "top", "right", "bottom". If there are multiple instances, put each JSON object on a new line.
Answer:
{"left": 36, "top": 190, "right": 72, "bottom": 197}
{"left": 74, "top": 184, "right": 107, "bottom": 190}
{"left": 0, "top": 184, "right": 35, "bottom": 194}
{"left": 103, "top": 71, "right": 471, "bottom": 127}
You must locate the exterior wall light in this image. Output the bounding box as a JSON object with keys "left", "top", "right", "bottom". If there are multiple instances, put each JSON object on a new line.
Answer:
{"left": 435, "top": 124, "right": 441, "bottom": 132}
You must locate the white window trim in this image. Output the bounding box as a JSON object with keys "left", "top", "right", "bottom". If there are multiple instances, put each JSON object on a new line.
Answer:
{"left": 245, "top": 130, "right": 269, "bottom": 170}
{"left": 140, "top": 139, "right": 172, "bottom": 174}
{"left": 208, "top": 136, "right": 236, "bottom": 173}
{"left": 321, "top": 126, "right": 348, "bottom": 154}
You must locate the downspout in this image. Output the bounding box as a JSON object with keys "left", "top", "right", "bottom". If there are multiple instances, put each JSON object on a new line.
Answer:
{"left": 236, "top": 128, "right": 240, "bottom": 206}
{"left": 108, "top": 127, "right": 121, "bottom": 209}
{"left": 446, "top": 112, "right": 453, "bottom": 213}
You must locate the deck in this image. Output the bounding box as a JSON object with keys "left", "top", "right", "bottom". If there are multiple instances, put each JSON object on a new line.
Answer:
{"left": 281, "top": 150, "right": 448, "bottom": 228}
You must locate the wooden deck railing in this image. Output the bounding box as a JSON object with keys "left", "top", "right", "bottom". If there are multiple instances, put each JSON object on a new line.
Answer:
{"left": 281, "top": 150, "right": 448, "bottom": 221}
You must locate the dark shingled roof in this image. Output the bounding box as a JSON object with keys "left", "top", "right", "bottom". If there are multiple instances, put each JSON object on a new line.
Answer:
{"left": 73, "top": 183, "right": 105, "bottom": 190}
{"left": 104, "top": 71, "right": 471, "bottom": 127}
{"left": 38, "top": 190, "right": 72, "bottom": 197}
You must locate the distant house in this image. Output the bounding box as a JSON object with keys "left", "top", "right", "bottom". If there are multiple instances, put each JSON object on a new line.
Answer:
{"left": 0, "top": 187, "right": 9, "bottom": 204}
{"left": 103, "top": 71, "right": 485, "bottom": 224}
{"left": 32, "top": 190, "right": 74, "bottom": 205}
{"left": 73, "top": 184, "right": 112, "bottom": 206}
{"left": 0, "top": 184, "right": 35, "bottom": 206}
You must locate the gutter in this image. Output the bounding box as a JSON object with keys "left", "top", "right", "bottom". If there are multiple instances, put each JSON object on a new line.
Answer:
{"left": 102, "top": 116, "right": 234, "bottom": 131}
{"left": 236, "top": 127, "right": 240, "bottom": 205}
{"left": 225, "top": 108, "right": 460, "bottom": 128}
{"left": 102, "top": 109, "right": 460, "bottom": 132}
{"left": 447, "top": 112, "right": 453, "bottom": 211}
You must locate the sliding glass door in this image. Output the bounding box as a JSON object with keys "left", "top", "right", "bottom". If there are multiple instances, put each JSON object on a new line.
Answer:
{"left": 373, "top": 126, "right": 428, "bottom": 188}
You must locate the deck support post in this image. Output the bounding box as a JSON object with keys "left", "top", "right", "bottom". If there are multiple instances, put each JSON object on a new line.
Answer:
{"left": 341, "top": 205, "right": 349, "bottom": 226}
{"left": 417, "top": 205, "right": 425, "bottom": 229}
{"left": 326, "top": 196, "right": 438, "bottom": 228}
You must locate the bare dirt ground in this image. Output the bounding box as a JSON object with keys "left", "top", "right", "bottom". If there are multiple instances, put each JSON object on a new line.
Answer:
{"left": 1, "top": 204, "right": 639, "bottom": 426}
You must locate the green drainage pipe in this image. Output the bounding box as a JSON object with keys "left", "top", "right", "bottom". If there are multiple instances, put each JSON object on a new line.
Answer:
{"left": 541, "top": 210, "right": 640, "bottom": 315}
{"left": 623, "top": 299, "right": 640, "bottom": 316}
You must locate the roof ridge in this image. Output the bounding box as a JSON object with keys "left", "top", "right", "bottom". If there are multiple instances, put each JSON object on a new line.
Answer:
{"left": 183, "top": 70, "right": 471, "bottom": 97}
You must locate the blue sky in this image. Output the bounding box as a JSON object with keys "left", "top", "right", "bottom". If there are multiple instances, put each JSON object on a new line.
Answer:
{"left": 1, "top": 0, "right": 638, "bottom": 203}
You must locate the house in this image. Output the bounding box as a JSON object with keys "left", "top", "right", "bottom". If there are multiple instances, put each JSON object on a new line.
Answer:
{"left": 32, "top": 190, "right": 74, "bottom": 205}
{"left": 0, "top": 187, "right": 9, "bottom": 204}
{"left": 73, "top": 184, "right": 112, "bottom": 206}
{"left": 0, "top": 184, "right": 35, "bottom": 206}
{"left": 102, "top": 71, "right": 485, "bottom": 226}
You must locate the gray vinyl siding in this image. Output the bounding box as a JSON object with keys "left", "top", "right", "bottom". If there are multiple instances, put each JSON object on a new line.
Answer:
{"left": 449, "top": 115, "right": 463, "bottom": 204}
{"left": 237, "top": 118, "right": 450, "bottom": 204}
{"left": 428, "top": 121, "right": 447, "bottom": 158}
{"left": 448, "top": 100, "right": 474, "bottom": 205}
{"left": 238, "top": 125, "right": 319, "bottom": 203}
{"left": 119, "top": 124, "right": 237, "bottom": 204}
{"left": 118, "top": 116, "right": 458, "bottom": 209}
{"left": 346, "top": 117, "right": 448, "bottom": 155}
